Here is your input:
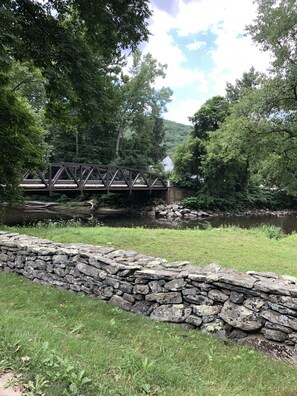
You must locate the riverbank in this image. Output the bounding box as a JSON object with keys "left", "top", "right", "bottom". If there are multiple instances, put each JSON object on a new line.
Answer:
{"left": 2, "top": 200, "right": 297, "bottom": 232}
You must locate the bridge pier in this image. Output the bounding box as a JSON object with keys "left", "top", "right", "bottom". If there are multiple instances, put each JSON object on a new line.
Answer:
{"left": 162, "top": 186, "right": 195, "bottom": 204}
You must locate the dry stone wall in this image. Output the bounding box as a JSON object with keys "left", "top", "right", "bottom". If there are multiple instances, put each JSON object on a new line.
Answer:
{"left": 1, "top": 231, "right": 297, "bottom": 364}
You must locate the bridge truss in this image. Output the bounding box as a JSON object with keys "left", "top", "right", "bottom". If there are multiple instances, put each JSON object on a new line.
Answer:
{"left": 21, "top": 163, "right": 168, "bottom": 194}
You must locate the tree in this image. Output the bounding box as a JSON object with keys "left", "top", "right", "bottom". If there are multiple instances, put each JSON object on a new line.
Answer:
{"left": 172, "top": 96, "right": 230, "bottom": 189}
{"left": 0, "top": 81, "right": 45, "bottom": 201}
{"left": 225, "top": 67, "right": 264, "bottom": 104}
{"left": 189, "top": 96, "right": 230, "bottom": 140}
{"left": 172, "top": 138, "right": 206, "bottom": 188}
{"left": 114, "top": 51, "right": 172, "bottom": 161}
{"left": 246, "top": 0, "right": 296, "bottom": 77}
{"left": 237, "top": 0, "right": 297, "bottom": 194}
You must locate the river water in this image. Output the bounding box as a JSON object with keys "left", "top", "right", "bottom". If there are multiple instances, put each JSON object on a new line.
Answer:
{"left": 1, "top": 206, "right": 297, "bottom": 234}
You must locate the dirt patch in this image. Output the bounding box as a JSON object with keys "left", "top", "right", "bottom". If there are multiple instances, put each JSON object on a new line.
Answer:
{"left": 0, "top": 372, "right": 23, "bottom": 396}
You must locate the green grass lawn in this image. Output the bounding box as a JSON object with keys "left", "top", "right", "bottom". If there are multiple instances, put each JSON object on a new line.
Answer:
{"left": 1, "top": 224, "right": 297, "bottom": 395}
{"left": 4, "top": 223, "right": 297, "bottom": 276}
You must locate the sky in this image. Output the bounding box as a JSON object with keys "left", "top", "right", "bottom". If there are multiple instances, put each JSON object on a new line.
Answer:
{"left": 141, "top": 0, "right": 271, "bottom": 125}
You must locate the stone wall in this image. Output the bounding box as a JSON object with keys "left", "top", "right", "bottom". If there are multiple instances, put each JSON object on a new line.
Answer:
{"left": 0, "top": 231, "right": 297, "bottom": 364}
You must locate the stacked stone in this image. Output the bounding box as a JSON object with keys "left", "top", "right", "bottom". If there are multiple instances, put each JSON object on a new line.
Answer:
{"left": 0, "top": 231, "right": 297, "bottom": 365}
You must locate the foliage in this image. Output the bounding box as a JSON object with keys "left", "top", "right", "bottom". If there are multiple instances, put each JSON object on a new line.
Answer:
{"left": 173, "top": 0, "right": 297, "bottom": 205}
{"left": 0, "top": 0, "right": 153, "bottom": 200}
{"left": 172, "top": 96, "right": 231, "bottom": 190}
{"left": 114, "top": 51, "right": 172, "bottom": 165}
{"left": 190, "top": 96, "right": 230, "bottom": 140}
{"left": 225, "top": 67, "right": 264, "bottom": 104}
{"left": 96, "top": 193, "right": 132, "bottom": 208}
{"left": 172, "top": 138, "right": 205, "bottom": 188}
{"left": 0, "top": 79, "right": 46, "bottom": 202}
{"left": 258, "top": 225, "right": 285, "bottom": 240}
{"left": 181, "top": 187, "right": 297, "bottom": 212}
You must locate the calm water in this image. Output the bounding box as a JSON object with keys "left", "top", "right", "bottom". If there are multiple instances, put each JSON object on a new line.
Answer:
{"left": 1, "top": 206, "right": 297, "bottom": 234}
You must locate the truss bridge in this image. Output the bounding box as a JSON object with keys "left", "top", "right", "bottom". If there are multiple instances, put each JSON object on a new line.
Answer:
{"left": 21, "top": 162, "right": 168, "bottom": 194}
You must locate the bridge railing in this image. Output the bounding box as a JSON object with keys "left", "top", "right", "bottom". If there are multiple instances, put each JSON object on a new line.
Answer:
{"left": 21, "top": 162, "right": 168, "bottom": 192}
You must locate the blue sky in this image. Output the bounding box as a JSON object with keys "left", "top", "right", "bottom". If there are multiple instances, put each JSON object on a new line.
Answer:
{"left": 142, "top": 0, "right": 271, "bottom": 124}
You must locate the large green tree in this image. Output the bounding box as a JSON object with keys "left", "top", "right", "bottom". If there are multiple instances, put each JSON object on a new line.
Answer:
{"left": 173, "top": 96, "right": 230, "bottom": 188}
{"left": 114, "top": 51, "right": 172, "bottom": 160}
{"left": 232, "top": 0, "right": 297, "bottom": 194}
{"left": 189, "top": 96, "right": 230, "bottom": 140}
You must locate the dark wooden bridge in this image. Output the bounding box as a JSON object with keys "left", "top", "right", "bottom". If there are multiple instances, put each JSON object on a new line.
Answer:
{"left": 21, "top": 162, "right": 168, "bottom": 194}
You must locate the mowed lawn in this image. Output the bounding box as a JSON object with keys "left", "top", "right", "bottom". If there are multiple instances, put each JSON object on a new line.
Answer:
{"left": 0, "top": 225, "right": 297, "bottom": 395}
{"left": 5, "top": 224, "right": 297, "bottom": 276}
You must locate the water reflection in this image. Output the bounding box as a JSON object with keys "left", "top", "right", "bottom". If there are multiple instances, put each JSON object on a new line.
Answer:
{"left": 1, "top": 206, "right": 297, "bottom": 234}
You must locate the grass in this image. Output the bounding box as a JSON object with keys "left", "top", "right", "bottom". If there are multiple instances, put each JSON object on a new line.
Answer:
{"left": 3, "top": 223, "right": 297, "bottom": 276}
{"left": 1, "top": 273, "right": 297, "bottom": 396}
{"left": 1, "top": 224, "right": 297, "bottom": 395}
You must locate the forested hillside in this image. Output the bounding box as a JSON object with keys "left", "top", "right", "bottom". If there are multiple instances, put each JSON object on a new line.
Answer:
{"left": 163, "top": 120, "right": 193, "bottom": 156}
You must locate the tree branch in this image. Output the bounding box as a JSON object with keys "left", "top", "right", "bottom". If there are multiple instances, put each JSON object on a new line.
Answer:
{"left": 11, "top": 77, "right": 35, "bottom": 92}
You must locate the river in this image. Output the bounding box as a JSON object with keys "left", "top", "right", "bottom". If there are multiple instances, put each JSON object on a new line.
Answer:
{"left": 1, "top": 205, "right": 297, "bottom": 234}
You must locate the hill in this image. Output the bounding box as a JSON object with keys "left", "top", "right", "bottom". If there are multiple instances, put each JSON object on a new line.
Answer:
{"left": 163, "top": 119, "right": 193, "bottom": 156}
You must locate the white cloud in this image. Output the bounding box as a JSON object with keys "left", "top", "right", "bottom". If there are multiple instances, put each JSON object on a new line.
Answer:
{"left": 142, "top": 0, "right": 271, "bottom": 123}
{"left": 165, "top": 98, "right": 204, "bottom": 125}
{"left": 186, "top": 40, "right": 207, "bottom": 51}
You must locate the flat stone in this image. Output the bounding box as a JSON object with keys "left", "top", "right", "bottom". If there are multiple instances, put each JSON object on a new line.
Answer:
{"left": 208, "top": 289, "right": 228, "bottom": 302}
{"left": 109, "top": 295, "right": 132, "bottom": 311}
{"left": 135, "top": 268, "right": 178, "bottom": 281}
{"left": 220, "top": 301, "right": 264, "bottom": 331}
{"left": 244, "top": 298, "right": 266, "bottom": 312}
{"left": 186, "top": 315, "right": 203, "bottom": 327}
{"left": 288, "top": 332, "right": 297, "bottom": 343}
{"left": 268, "top": 295, "right": 297, "bottom": 310}
{"left": 52, "top": 254, "right": 69, "bottom": 265}
{"left": 229, "top": 329, "right": 248, "bottom": 340}
{"left": 230, "top": 291, "right": 244, "bottom": 304}
{"left": 148, "top": 281, "right": 163, "bottom": 293}
{"left": 267, "top": 302, "right": 297, "bottom": 317}
{"left": 150, "top": 304, "right": 190, "bottom": 322}
{"left": 265, "top": 322, "right": 292, "bottom": 334}
{"left": 192, "top": 304, "right": 221, "bottom": 316}
{"left": 217, "top": 272, "right": 256, "bottom": 290}
{"left": 188, "top": 273, "right": 208, "bottom": 282}
{"left": 131, "top": 301, "right": 155, "bottom": 316}
{"left": 133, "top": 284, "right": 150, "bottom": 294}
{"left": 146, "top": 292, "right": 182, "bottom": 304}
{"left": 261, "top": 327, "right": 287, "bottom": 342}
{"left": 253, "top": 278, "right": 293, "bottom": 296}
{"left": 164, "top": 278, "right": 186, "bottom": 291}
{"left": 183, "top": 291, "right": 213, "bottom": 305}
{"left": 260, "top": 309, "right": 297, "bottom": 331}
{"left": 247, "top": 271, "right": 278, "bottom": 279}
{"left": 201, "top": 319, "right": 227, "bottom": 338}
{"left": 76, "top": 262, "right": 100, "bottom": 278}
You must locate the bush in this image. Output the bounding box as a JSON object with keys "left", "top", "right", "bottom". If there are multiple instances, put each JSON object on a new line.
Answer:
{"left": 181, "top": 188, "right": 297, "bottom": 212}
{"left": 258, "top": 225, "right": 285, "bottom": 240}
